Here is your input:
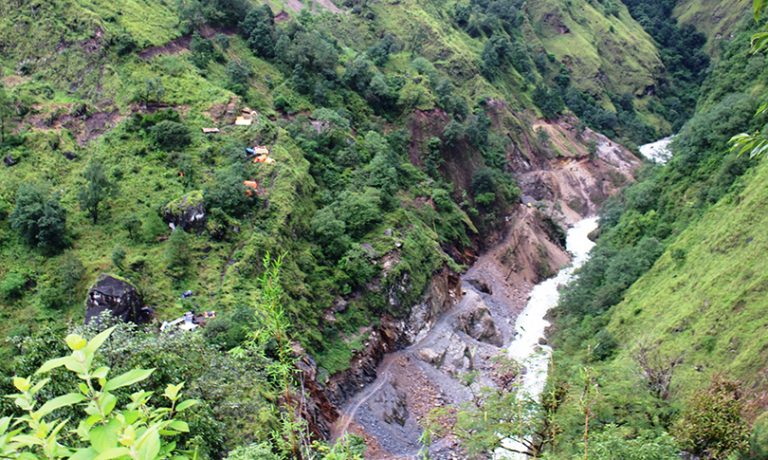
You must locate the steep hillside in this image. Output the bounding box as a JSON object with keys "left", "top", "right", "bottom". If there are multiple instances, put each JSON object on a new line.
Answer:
{"left": 0, "top": 0, "right": 724, "bottom": 458}
{"left": 674, "top": 0, "right": 751, "bottom": 54}
{"left": 546, "top": 14, "right": 768, "bottom": 459}
{"left": 526, "top": 0, "right": 662, "bottom": 108}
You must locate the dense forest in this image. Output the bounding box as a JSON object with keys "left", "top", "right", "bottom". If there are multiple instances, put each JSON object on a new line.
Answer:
{"left": 0, "top": 0, "right": 765, "bottom": 458}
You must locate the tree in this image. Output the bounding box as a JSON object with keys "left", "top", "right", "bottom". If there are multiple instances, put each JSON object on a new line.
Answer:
{"left": 675, "top": 377, "right": 749, "bottom": 458}
{"left": 166, "top": 229, "right": 191, "bottom": 279}
{"left": 203, "top": 166, "right": 250, "bottom": 217}
{"left": 10, "top": 183, "right": 67, "bottom": 252}
{"left": 0, "top": 81, "right": 13, "bottom": 144}
{"left": 533, "top": 86, "right": 565, "bottom": 120}
{"left": 226, "top": 60, "right": 253, "bottom": 96}
{"left": 152, "top": 120, "right": 192, "bottom": 151}
{"left": 78, "top": 160, "right": 115, "bottom": 224}
{"left": 136, "top": 77, "right": 165, "bottom": 106}
{"left": 241, "top": 4, "right": 276, "bottom": 58}
{"left": 39, "top": 253, "right": 85, "bottom": 309}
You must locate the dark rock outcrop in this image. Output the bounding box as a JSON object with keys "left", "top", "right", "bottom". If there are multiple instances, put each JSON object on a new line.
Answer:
{"left": 85, "top": 275, "right": 149, "bottom": 324}
{"left": 162, "top": 191, "right": 206, "bottom": 232}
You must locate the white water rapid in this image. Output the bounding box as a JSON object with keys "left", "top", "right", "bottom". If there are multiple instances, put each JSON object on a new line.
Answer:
{"left": 639, "top": 136, "right": 674, "bottom": 163}
{"left": 496, "top": 217, "right": 599, "bottom": 459}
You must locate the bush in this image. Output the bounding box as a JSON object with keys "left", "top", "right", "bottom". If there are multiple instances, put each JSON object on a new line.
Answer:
{"left": 588, "top": 425, "right": 678, "bottom": 460}
{"left": 152, "top": 120, "right": 192, "bottom": 151}
{"left": 204, "top": 166, "right": 250, "bottom": 218}
{"left": 0, "top": 271, "right": 28, "bottom": 300}
{"left": 4, "top": 327, "right": 196, "bottom": 459}
{"left": 39, "top": 253, "right": 85, "bottom": 309}
{"left": 675, "top": 377, "right": 749, "bottom": 459}
{"left": 166, "top": 229, "right": 191, "bottom": 279}
{"left": 225, "top": 443, "right": 280, "bottom": 460}
{"left": 10, "top": 183, "right": 67, "bottom": 252}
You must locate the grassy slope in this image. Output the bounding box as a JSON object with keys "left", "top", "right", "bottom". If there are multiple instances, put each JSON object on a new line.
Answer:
{"left": 525, "top": 0, "right": 669, "bottom": 132}
{"left": 607, "top": 159, "right": 768, "bottom": 402}
{"left": 526, "top": 0, "right": 661, "bottom": 98}
{"left": 674, "top": 0, "right": 751, "bottom": 54}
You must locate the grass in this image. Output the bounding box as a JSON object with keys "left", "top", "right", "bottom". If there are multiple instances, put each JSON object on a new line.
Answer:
{"left": 607, "top": 159, "right": 768, "bottom": 401}
{"left": 674, "top": 0, "right": 751, "bottom": 55}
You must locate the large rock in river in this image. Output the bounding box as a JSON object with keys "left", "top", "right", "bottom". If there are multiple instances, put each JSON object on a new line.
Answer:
{"left": 85, "top": 275, "right": 149, "bottom": 324}
{"left": 457, "top": 304, "right": 503, "bottom": 347}
{"left": 162, "top": 191, "right": 206, "bottom": 232}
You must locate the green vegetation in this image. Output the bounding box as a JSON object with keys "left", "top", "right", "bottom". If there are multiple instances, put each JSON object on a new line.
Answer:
{"left": 5, "top": 326, "right": 197, "bottom": 459}
{"left": 544, "top": 4, "right": 768, "bottom": 458}
{"left": 0, "top": 0, "right": 761, "bottom": 457}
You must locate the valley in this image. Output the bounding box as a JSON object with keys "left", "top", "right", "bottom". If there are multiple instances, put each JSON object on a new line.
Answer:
{"left": 0, "top": 0, "right": 766, "bottom": 459}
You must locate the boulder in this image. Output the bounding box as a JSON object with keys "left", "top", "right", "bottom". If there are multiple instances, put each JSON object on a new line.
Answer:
{"left": 466, "top": 278, "right": 493, "bottom": 295}
{"left": 162, "top": 191, "right": 206, "bottom": 232}
{"left": 457, "top": 305, "right": 503, "bottom": 346}
{"left": 370, "top": 382, "right": 409, "bottom": 427}
{"left": 85, "top": 275, "right": 150, "bottom": 324}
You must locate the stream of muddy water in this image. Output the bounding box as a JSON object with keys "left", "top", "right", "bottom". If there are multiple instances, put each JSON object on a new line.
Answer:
{"left": 496, "top": 217, "right": 598, "bottom": 459}
{"left": 332, "top": 215, "right": 599, "bottom": 459}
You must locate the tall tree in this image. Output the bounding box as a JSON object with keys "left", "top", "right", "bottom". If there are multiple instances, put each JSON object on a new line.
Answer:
{"left": 10, "top": 183, "right": 67, "bottom": 252}
{"left": 78, "top": 160, "right": 115, "bottom": 224}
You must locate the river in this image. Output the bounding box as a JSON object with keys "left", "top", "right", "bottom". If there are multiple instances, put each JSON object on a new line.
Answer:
{"left": 639, "top": 137, "right": 673, "bottom": 163}
{"left": 496, "top": 217, "right": 599, "bottom": 458}
{"left": 331, "top": 214, "right": 600, "bottom": 459}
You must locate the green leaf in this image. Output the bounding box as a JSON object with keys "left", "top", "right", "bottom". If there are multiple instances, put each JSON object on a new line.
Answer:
{"left": 0, "top": 416, "right": 11, "bottom": 435}
{"left": 92, "top": 366, "right": 110, "bottom": 380}
{"left": 167, "top": 421, "right": 189, "bottom": 433}
{"left": 174, "top": 400, "right": 198, "bottom": 412}
{"left": 36, "top": 357, "right": 70, "bottom": 375}
{"left": 66, "top": 334, "right": 88, "bottom": 351}
{"left": 33, "top": 392, "right": 87, "bottom": 419}
{"left": 87, "top": 326, "right": 116, "bottom": 354}
{"left": 756, "top": 0, "right": 765, "bottom": 20}
{"left": 89, "top": 422, "right": 119, "bottom": 453}
{"left": 98, "top": 393, "right": 118, "bottom": 417}
{"left": 69, "top": 447, "right": 98, "bottom": 460}
{"left": 93, "top": 447, "right": 131, "bottom": 460}
{"left": 134, "top": 425, "right": 161, "bottom": 460}
{"left": 13, "top": 376, "right": 31, "bottom": 392}
{"left": 30, "top": 378, "right": 51, "bottom": 395}
{"left": 103, "top": 368, "right": 155, "bottom": 392}
{"left": 44, "top": 419, "right": 70, "bottom": 458}
{"left": 163, "top": 383, "right": 184, "bottom": 401}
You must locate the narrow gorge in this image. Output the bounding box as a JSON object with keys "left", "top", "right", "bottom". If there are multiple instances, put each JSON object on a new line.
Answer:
{"left": 321, "top": 125, "right": 641, "bottom": 458}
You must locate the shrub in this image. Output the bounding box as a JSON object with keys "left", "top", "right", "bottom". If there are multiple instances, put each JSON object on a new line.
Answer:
{"left": 588, "top": 425, "right": 678, "bottom": 460}
{"left": 166, "top": 229, "right": 191, "bottom": 279}
{"left": 10, "top": 183, "right": 67, "bottom": 252}
{"left": 5, "top": 327, "right": 196, "bottom": 459}
{"left": 203, "top": 166, "right": 250, "bottom": 218}
{"left": 0, "top": 271, "right": 28, "bottom": 300}
{"left": 675, "top": 377, "right": 749, "bottom": 458}
{"left": 39, "top": 253, "right": 85, "bottom": 310}
{"left": 152, "top": 120, "right": 192, "bottom": 151}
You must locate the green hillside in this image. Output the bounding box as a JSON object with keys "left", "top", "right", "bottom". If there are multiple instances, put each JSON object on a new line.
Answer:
{"left": 0, "top": 0, "right": 758, "bottom": 458}
{"left": 675, "top": 0, "right": 751, "bottom": 54}
{"left": 546, "top": 15, "right": 768, "bottom": 459}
